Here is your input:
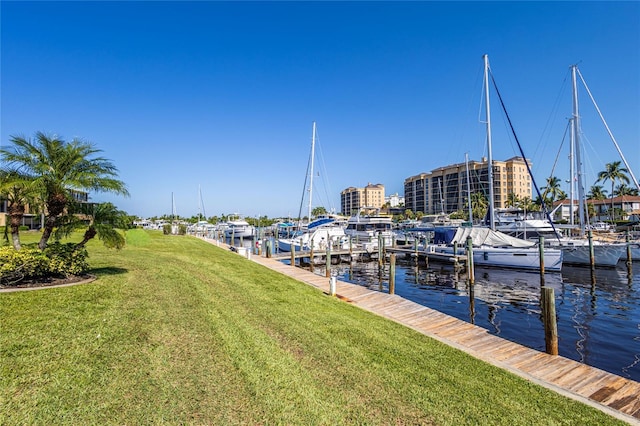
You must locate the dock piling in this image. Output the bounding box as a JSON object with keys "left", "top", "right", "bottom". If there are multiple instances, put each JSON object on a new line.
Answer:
{"left": 542, "top": 287, "right": 558, "bottom": 355}
{"left": 466, "top": 237, "right": 475, "bottom": 285}
{"left": 389, "top": 253, "right": 396, "bottom": 295}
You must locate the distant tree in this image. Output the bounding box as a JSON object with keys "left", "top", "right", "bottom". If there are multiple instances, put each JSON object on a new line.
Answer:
{"left": 449, "top": 210, "right": 466, "bottom": 220}
{"left": 311, "top": 206, "right": 327, "bottom": 217}
{"left": 541, "top": 176, "right": 566, "bottom": 205}
{"left": 614, "top": 183, "right": 638, "bottom": 197}
{"left": 521, "top": 196, "right": 539, "bottom": 212}
{"left": 587, "top": 185, "right": 608, "bottom": 200}
{"left": 597, "top": 161, "right": 629, "bottom": 221}
{"left": 505, "top": 192, "right": 521, "bottom": 208}
{"left": 404, "top": 209, "right": 415, "bottom": 220}
{"left": 0, "top": 132, "right": 129, "bottom": 250}
{"left": 470, "top": 192, "right": 488, "bottom": 221}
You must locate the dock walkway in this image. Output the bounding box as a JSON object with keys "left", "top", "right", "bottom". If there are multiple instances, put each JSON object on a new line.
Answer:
{"left": 205, "top": 237, "right": 640, "bottom": 423}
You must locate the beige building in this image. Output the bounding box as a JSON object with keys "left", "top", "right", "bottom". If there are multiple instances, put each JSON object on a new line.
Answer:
{"left": 404, "top": 156, "right": 532, "bottom": 215}
{"left": 341, "top": 183, "right": 385, "bottom": 216}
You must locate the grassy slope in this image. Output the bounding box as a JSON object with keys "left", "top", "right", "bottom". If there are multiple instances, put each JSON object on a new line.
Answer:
{"left": 0, "top": 230, "right": 625, "bottom": 425}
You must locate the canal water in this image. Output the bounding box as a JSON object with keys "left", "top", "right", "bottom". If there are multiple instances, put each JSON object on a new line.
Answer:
{"left": 313, "top": 257, "right": 640, "bottom": 382}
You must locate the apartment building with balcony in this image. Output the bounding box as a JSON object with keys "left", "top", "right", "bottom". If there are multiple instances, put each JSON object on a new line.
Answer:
{"left": 341, "top": 183, "right": 385, "bottom": 216}
{"left": 404, "top": 156, "right": 532, "bottom": 215}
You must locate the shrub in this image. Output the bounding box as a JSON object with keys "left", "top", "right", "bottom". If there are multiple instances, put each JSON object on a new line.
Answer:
{"left": 0, "top": 246, "right": 49, "bottom": 280}
{"left": 178, "top": 224, "right": 187, "bottom": 235}
{"left": 163, "top": 224, "right": 172, "bottom": 235}
{"left": 44, "top": 243, "right": 89, "bottom": 276}
{"left": 0, "top": 243, "right": 89, "bottom": 285}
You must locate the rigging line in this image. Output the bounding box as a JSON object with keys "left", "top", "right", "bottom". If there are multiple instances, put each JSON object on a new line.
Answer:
{"left": 296, "top": 135, "right": 313, "bottom": 223}
{"left": 548, "top": 119, "right": 570, "bottom": 180}
{"left": 488, "top": 69, "right": 561, "bottom": 242}
{"left": 577, "top": 68, "right": 640, "bottom": 192}
{"left": 313, "top": 130, "right": 336, "bottom": 212}
{"left": 534, "top": 69, "right": 571, "bottom": 168}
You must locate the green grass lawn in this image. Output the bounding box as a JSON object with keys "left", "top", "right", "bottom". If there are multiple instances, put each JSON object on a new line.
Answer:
{"left": 0, "top": 230, "right": 626, "bottom": 425}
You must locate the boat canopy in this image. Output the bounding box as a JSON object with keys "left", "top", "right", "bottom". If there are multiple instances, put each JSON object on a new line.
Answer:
{"left": 449, "top": 227, "right": 536, "bottom": 248}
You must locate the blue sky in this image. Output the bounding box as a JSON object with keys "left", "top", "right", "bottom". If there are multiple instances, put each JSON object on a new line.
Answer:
{"left": 2, "top": 1, "right": 639, "bottom": 219}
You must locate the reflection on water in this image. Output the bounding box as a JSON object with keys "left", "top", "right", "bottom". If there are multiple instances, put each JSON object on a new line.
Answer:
{"left": 313, "top": 257, "right": 640, "bottom": 382}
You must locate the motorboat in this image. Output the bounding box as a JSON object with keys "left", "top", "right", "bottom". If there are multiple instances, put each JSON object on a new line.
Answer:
{"left": 278, "top": 215, "right": 349, "bottom": 252}
{"left": 224, "top": 219, "right": 255, "bottom": 239}
{"left": 345, "top": 214, "right": 394, "bottom": 250}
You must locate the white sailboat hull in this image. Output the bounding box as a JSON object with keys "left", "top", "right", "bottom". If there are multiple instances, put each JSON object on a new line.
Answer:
{"left": 557, "top": 243, "right": 625, "bottom": 267}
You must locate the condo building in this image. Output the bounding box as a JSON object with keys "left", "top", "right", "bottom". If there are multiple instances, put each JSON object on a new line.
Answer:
{"left": 404, "top": 156, "right": 532, "bottom": 214}
{"left": 341, "top": 183, "right": 385, "bottom": 216}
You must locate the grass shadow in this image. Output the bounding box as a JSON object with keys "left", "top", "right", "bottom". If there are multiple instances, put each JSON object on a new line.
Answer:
{"left": 89, "top": 266, "right": 128, "bottom": 277}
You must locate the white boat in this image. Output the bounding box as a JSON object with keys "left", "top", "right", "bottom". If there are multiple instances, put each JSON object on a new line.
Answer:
{"left": 493, "top": 208, "right": 557, "bottom": 238}
{"left": 224, "top": 219, "right": 255, "bottom": 239}
{"left": 278, "top": 215, "right": 349, "bottom": 252}
{"left": 427, "top": 226, "right": 563, "bottom": 272}
{"left": 547, "top": 238, "right": 624, "bottom": 267}
{"left": 345, "top": 214, "right": 394, "bottom": 251}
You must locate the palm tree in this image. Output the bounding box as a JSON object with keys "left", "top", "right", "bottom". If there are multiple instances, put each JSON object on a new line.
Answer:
{"left": 470, "top": 191, "right": 488, "bottom": 221}
{"left": 541, "top": 176, "right": 565, "bottom": 205}
{"left": 505, "top": 192, "right": 521, "bottom": 208}
{"left": 614, "top": 183, "right": 639, "bottom": 197}
{"left": 587, "top": 185, "right": 607, "bottom": 200}
{"left": 0, "top": 170, "right": 39, "bottom": 250}
{"left": 55, "top": 202, "right": 128, "bottom": 249}
{"left": 0, "top": 132, "right": 129, "bottom": 249}
{"left": 596, "top": 161, "right": 629, "bottom": 222}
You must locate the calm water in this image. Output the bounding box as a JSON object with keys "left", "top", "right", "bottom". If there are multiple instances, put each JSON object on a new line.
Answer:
{"left": 313, "top": 257, "right": 640, "bottom": 382}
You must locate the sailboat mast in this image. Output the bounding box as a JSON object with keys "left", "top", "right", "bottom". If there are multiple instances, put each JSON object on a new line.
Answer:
{"left": 571, "top": 65, "right": 586, "bottom": 235}
{"left": 465, "top": 152, "right": 473, "bottom": 223}
{"left": 308, "top": 121, "right": 316, "bottom": 221}
{"left": 569, "top": 118, "right": 575, "bottom": 227}
{"left": 198, "top": 185, "right": 202, "bottom": 222}
{"left": 483, "top": 54, "right": 496, "bottom": 231}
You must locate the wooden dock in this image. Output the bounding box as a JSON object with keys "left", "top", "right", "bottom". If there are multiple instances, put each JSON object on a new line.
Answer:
{"left": 205, "top": 237, "right": 640, "bottom": 423}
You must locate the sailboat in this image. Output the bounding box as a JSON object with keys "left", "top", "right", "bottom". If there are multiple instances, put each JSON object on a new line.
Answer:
{"left": 426, "top": 55, "right": 563, "bottom": 272}
{"left": 278, "top": 122, "right": 349, "bottom": 253}
{"left": 544, "top": 65, "right": 626, "bottom": 267}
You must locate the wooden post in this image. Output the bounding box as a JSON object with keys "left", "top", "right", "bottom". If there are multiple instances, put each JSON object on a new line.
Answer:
{"left": 389, "top": 253, "right": 396, "bottom": 295}
{"left": 378, "top": 234, "right": 383, "bottom": 267}
{"left": 310, "top": 238, "right": 315, "bottom": 271}
{"left": 538, "top": 236, "right": 545, "bottom": 282}
{"left": 466, "top": 237, "right": 475, "bottom": 285}
{"left": 232, "top": 228, "right": 235, "bottom": 245}
{"left": 325, "top": 244, "right": 331, "bottom": 278}
{"left": 349, "top": 237, "right": 353, "bottom": 262}
{"left": 588, "top": 230, "right": 595, "bottom": 270}
{"left": 626, "top": 231, "right": 632, "bottom": 268}
{"left": 291, "top": 244, "right": 296, "bottom": 267}
{"left": 542, "top": 287, "right": 558, "bottom": 355}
